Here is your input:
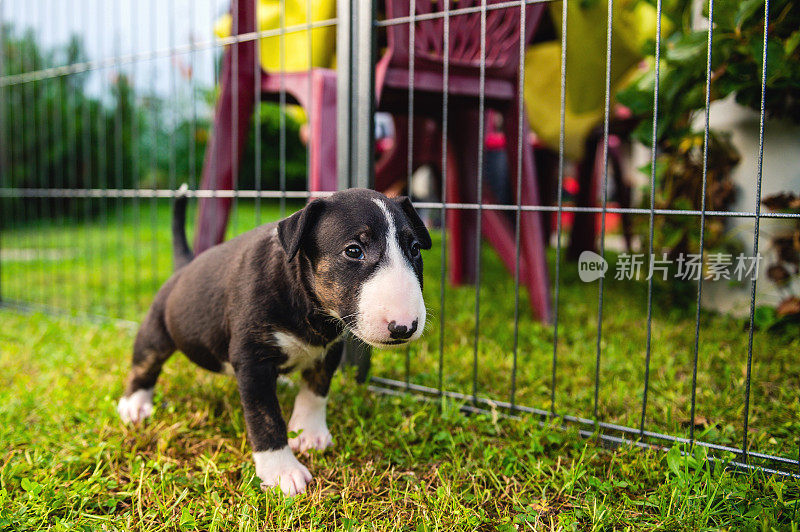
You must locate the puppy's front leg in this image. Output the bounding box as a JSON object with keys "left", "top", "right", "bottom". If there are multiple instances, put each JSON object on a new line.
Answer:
{"left": 289, "top": 341, "right": 343, "bottom": 453}
{"left": 233, "top": 350, "right": 311, "bottom": 496}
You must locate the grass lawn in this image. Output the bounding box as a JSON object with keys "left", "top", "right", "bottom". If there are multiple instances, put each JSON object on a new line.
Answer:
{"left": 2, "top": 199, "right": 800, "bottom": 529}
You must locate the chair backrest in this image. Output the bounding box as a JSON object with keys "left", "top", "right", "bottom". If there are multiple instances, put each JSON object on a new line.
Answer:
{"left": 384, "top": 0, "right": 545, "bottom": 80}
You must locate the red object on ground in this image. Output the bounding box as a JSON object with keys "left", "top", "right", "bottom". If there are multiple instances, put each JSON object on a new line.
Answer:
{"left": 485, "top": 131, "right": 506, "bottom": 151}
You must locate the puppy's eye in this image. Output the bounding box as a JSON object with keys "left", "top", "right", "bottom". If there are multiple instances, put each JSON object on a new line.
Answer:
{"left": 410, "top": 241, "right": 421, "bottom": 258}
{"left": 344, "top": 245, "right": 365, "bottom": 260}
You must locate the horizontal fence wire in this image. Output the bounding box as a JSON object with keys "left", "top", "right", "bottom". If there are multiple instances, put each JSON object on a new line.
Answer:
{"left": 2, "top": 0, "right": 796, "bottom": 480}
{"left": 0, "top": 19, "right": 339, "bottom": 87}
{"left": 369, "top": 377, "right": 800, "bottom": 478}
{"left": 375, "top": 0, "right": 556, "bottom": 27}
{"left": 2, "top": 189, "right": 798, "bottom": 218}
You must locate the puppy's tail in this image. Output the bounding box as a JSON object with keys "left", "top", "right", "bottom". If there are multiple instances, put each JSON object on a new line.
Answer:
{"left": 172, "top": 183, "right": 194, "bottom": 270}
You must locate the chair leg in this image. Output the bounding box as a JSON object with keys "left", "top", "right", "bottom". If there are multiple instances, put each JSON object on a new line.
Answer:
{"left": 374, "top": 115, "right": 410, "bottom": 194}
{"left": 308, "top": 71, "right": 338, "bottom": 193}
{"left": 447, "top": 108, "right": 481, "bottom": 286}
{"left": 503, "top": 101, "right": 552, "bottom": 323}
{"left": 568, "top": 129, "right": 602, "bottom": 260}
{"left": 481, "top": 193, "right": 530, "bottom": 282}
{"left": 609, "top": 137, "right": 634, "bottom": 252}
{"left": 194, "top": 0, "right": 257, "bottom": 254}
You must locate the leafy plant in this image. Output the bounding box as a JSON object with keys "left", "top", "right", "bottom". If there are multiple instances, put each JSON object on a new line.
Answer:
{"left": 617, "top": 0, "right": 799, "bottom": 259}
{"left": 620, "top": 0, "right": 800, "bottom": 147}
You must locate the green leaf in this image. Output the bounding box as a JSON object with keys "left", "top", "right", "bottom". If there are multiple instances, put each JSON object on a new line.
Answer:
{"left": 20, "top": 478, "right": 42, "bottom": 495}
{"left": 666, "top": 31, "right": 708, "bottom": 64}
{"left": 785, "top": 30, "right": 800, "bottom": 56}
{"left": 666, "top": 446, "right": 682, "bottom": 476}
{"left": 735, "top": 0, "right": 765, "bottom": 31}
{"left": 179, "top": 507, "right": 196, "bottom": 530}
{"left": 714, "top": 0, "right": 738, "bottom": 30}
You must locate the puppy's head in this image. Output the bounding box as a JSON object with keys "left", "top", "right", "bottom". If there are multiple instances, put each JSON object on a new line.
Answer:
{"left": 278, "top": 189, "right": 431, "bottom": 347}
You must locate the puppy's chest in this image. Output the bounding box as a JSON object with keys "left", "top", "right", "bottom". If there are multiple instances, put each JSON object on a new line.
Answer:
{"left": 273, "top": 331, "right": 326, "bottom": 371}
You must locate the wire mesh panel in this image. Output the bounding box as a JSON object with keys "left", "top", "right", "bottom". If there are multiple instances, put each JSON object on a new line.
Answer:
{"left": 2, "top": 0, "right": 799, "bottom": 479}
{"left": 0, "top": 0, "right": 339, "bottom": 323}
{"left": 365, "top": 0, "right": 800, "bottom": 479}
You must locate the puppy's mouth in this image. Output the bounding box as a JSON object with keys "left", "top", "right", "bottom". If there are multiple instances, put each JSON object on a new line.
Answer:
{"left": 347, "top": 326, "right": 411, "bottom": 348}
{"left": 377, "top": 339, "right": 407, "bottom": 346}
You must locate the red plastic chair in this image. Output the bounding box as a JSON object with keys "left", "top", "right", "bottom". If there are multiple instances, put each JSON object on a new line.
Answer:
{"left": 373, "top": 0, "right": 551, "bottom": 322}
{"left": 193, "top": 0, "right": 337, "bottom": 253}
{"left": 195, "top": 0, "right": 551, "bottom": 322}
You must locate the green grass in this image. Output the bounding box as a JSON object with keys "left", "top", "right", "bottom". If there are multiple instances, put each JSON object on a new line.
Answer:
{"left": 2, "top": 200, "right": 800, "bottom": 528}
{"left": 2, "top": 309, "right": 800, "bottom": 530}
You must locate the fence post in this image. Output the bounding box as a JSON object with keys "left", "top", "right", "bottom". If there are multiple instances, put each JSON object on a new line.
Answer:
{"left": 337, "top": 0, "right": 376, "bottom": 383}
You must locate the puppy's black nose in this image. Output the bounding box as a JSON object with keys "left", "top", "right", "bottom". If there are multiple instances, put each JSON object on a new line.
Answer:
{"left": 387, "top": 319, "right": 418, "bottom": 340}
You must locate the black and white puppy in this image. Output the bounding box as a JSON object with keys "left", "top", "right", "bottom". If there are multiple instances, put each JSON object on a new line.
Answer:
{"left": 117, "top": 188, "right": 431, "bottom": 496}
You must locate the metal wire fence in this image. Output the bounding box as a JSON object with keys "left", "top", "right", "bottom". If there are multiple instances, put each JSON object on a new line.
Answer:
{"left": 1, "top": 0, "right": 799, "bottom": 479}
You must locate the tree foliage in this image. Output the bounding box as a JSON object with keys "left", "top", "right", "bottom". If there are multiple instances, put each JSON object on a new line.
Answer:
{"left": 1, "top": 23, "right": 307, "bottom": 223}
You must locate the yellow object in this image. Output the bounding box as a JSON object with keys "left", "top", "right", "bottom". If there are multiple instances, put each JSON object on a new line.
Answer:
{"left": 524, "top": 42, "right": 603, "bottom": 161}
{"left": 215, "top": 0, "right": 337, "bottom": 72}
{"left": 524, "top": 0, "right": 670, "bottom": 158}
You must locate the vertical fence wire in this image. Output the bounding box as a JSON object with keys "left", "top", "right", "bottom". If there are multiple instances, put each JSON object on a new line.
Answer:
{"left": 509, "top": 0, "right": 527, "bottom": 411}
{"left": 470, "top": 0, "right": 488, "bottom": 405}
{"left": 149, "top": 0, "right": 159, "bottom": 305}
{"left": 209, "top": 0, "right": 219, "bottom": 258}
{"left": 22, "top": 6, "right": 31, "bottom": 308}
{"left": 253, "top": 1, "right": 261, "bottom": 227}
{"left": 34, "top": 2, "right": 46, "bottom": 309}
{"left": 11, "top": 7, "right": 21, "bottom": 304}
{"left": 47, "top": 0, "right": 61, "bottom": 311}
{"left": 132, "top": 1, "right": 142, "bottom": 317}
{"left": 437, "top": 0, "right": 450, "bottom": 399}
{"left": 230, "top": 0, "right": 239, "bottom": 235}
{"left": 404, "top": 0, "right": 416, "bottom": 392}
{"left": 278, "top": 0, "right": 287, "bottom": 218}
{"left": 306, "top": 0, "right": 313, "bottom": 212}
{"left": 741, "top": 0, "right": 770, "bottom": 464}
{"left": 114, "top": 0, "right": 125, "bottom": 317}
{"left": 689, "top": 0, "right": 715, "bottom": 443}
{"left": 169, "top": 0, "right": 178, "bottom": 221}
{"left": 593, "top": 0, "right": 615, "bottom": 421}
{"left": 550, "top": 0, "right": 569, "bottom": 418}
{"left": 639, "top": 0, "right": 663, "bottom": 436}
{"left": 28, "top": 3, "right": 38, "bottom": 308}
{"left": 98, "top": 0, "right": 110, "bottom": 316}
{"left": 68, "top": 1, "right": 79, "bottom": 315}
{"left": 68, "top": 4, "right": 77, "bottom": 315}
{"left": 53, "top": 0, "right": 63, "bottom": 311}
{"left": 189, "top": 1, "right": 198, "bottom": 194}
{"left": 81, "top": 2, "right": 93, "bottom": 315}
{"left": 34, "top": 1, "right": 45, "bottom": 309}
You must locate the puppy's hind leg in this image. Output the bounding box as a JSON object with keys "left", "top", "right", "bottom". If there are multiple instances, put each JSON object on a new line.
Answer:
{"left": 118, "top": 311, "right": 175, "bottom": 424}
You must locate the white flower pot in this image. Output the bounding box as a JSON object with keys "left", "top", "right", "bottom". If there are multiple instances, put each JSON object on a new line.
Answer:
{"left": 699, "top": 95, "right": 800, "bottom": 316}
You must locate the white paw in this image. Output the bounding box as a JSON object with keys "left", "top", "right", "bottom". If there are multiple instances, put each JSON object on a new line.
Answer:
{"left": 117, "top": 388, "right": 154, "bottom": 424}
{"left": 288, "top": 386, "right": 332, "bottom": 453}
{"left": 254, "top": 446, "right": 312, "bottom": 496}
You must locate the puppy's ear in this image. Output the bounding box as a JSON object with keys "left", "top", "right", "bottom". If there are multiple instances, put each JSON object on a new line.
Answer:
{"left": 393, "top": 196, "right": 432, "bottom": 249}
{"left": 278, "top": 199, "right": 326, "bottom": 261}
